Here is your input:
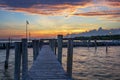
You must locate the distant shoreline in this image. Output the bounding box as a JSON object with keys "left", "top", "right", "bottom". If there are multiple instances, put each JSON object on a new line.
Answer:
{"left": 0, "top": 41, "right": 120, "bottom": 49}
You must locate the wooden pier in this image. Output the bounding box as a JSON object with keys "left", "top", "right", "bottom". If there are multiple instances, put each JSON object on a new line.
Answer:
{"left": 12, "top": 35, "right": 73, "bottom": 80}
{"left": 2, "top": 35, "right": 120, "bottom": 80}
{"left": 26, "top": 45, "right": 70, "bottom": 80}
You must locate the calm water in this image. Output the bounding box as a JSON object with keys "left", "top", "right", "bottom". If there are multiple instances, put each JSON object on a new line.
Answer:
{"left": 0, "top": 46, "right": 120, "bottom": 80}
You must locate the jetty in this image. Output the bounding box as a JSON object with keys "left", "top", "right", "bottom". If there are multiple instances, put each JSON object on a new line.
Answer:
{"left": 4, "top": 35, "right": 73, "bottom": 80}
{"left": 3, "top": 35, "right": 119, "bottom": 80}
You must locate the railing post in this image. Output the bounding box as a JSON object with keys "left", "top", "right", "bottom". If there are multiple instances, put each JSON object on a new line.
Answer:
{"left": 14, "top": 42, "right": 22, "bottom": 80}
{"left": 4, "top": 42, "right": 10, "bottom": 69}
{"left": 22, "top": 39, "right": 28, "bottom": 80}
{"left": 67, "top": 38, "right": 73, "bottom": 78}
{"left": 57, "top": 35, "right": 63, "bottom": 64}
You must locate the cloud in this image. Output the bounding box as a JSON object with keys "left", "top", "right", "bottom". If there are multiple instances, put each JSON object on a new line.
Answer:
{"left": 73, "top": 10, "right": 120, "bottom": 17}
{"left": 0, "top": 0, "right": 119, "bottom": 16}
{"left": 0, "top": 0, "right": 92, "bottom": 15}
{"left": 105, "top": 0, "right": 120, "bottom": 7}
{"left": 72, "top": 9, "right": 120, "bottom": 22}
{"left": 92, "top": 0, "right": 120, "bottom": 8}
{"left": 0, "top": 0, "right": 91, "bottom": 8}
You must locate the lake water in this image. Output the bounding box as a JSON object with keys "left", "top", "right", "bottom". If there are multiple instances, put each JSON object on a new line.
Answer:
{"left": 0, "top": 46, "right": 120, "bottom": 80}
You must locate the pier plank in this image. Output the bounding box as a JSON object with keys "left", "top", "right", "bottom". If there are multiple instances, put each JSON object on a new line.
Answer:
{"left": 27, "top": 45, "right": 70, "bottom": 80}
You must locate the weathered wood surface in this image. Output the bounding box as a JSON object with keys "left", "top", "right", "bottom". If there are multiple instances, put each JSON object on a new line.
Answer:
{"left": 27, "top": 45, "right": 70, "bottom": 80}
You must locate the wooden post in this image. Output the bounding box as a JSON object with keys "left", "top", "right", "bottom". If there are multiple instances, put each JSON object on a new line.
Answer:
{"left": 4, "top": 43, "right": 10, "bottom": 69}
{"left": 3, "top": 43, "right": 5, "bottom": 49}
{"left": 67, "top": 38, "right": 73, "bottom": 78}
{"left": 57, "top": 35, "right": 63, "bottom": 64}
{"left": 54, "top": 39, "right": 57, "bottom": 55}
{"left": 14, "top": 42, "right": 22, "bottom": 80}
{"left": 32, "top": 40, "right": 39, "bottom": 61}
{"left": 22, "top": 39, "right": 28, "bottom": 80}
{"left": 36, "top": 40, "right": 39, "bottom": 57}
{"left": 32, "top": 40, "right": 36, "bottom": 61}
{"left": 49, "top": 39, "right": 53, "bottom": 51}
{"left": 94, "top": 39, "right": 97, "bottom": 50}
{"left": 106, "top": 42, "right": 108, "bottom": 52}
{"left": 39, "top": 40, "right": 43, "bottom": 50}
{"left": 87, "top": 39, "right": 90, "bottom": 49}
{"left": 49, "top": 39, "right": 55, "bottom": 52}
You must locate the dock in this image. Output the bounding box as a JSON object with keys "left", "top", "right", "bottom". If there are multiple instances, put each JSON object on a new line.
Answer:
{"left": 2, "top": 35, "right": 120, "bottom": 80}
{"left": 11, "top": 35, "right": 73, "bottom": 80}
{"left": 26, "top": 45, "right": 70, "bottom": 80}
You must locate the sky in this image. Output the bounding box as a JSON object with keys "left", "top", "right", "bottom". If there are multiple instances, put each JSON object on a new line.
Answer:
{"left": 0, "top": 0, "right": 120, "bottom": 39}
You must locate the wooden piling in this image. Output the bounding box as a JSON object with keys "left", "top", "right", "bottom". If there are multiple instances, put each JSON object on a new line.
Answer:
{"left": 36, "top": 40, "right": 39, "bottom": 57}
{"left": 49, "top": 39, "right": 53, "bottom": 51}
{"left": 33, "top": 40, "right": 36, "bottom": 61}
{"left": 39, "top": 40, "right": 43, "bottom": 50}
{"left": 54, "top": 39, "right": 57, "bottom": 55}
{"left": 14, "top": 42, "right": 22, "bottom": 80}
{"left": 49, "top": 39, "right": 55, "bottom": 52}
{"left": 22, "top": 39, "right": 28, "bottom": 80}
{"left": 3, "top": 43, "right": 5, "bottom": 49}
{"left": 94, "top": 39, "right": 97, "bottom": 50}
{"left": 4, "top": 43, "right": 10, "bottom": 69}
{"left": 67, "top": 38, "right": 73, "bottom": 78}
{"left": 106, "top": 42, "right": 108, "bottom": 52}
{"left": 87, "top": 39, "right": 90, "bottom": 49}
{"left": 57, "top": 35, "right": 63, "bottom": 64}
{"left": 32, "top": 40, "right": 39, "bottom": 61}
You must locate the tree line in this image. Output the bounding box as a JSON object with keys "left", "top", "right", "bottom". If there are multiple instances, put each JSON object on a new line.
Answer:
{"left": 74, "top": 35, "right": 120, "bottom": 40}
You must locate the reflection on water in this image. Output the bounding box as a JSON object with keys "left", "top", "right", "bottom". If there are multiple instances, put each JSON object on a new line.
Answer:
{"left": 0, "top": 48, "right": 33, "bottom": 80}
{"left": 62, "top": 46, "right": 120, "bottom": 80}
{"left": 0, "top": 46, "right": 120, "bottom": 80}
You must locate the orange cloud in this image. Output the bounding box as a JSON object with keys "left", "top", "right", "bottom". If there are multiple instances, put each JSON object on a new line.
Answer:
{"left": 105, "top": 0, "right": 120, "bottom": 8}
{"left": 73, "top": 10, "right": 120, "bottom": 18}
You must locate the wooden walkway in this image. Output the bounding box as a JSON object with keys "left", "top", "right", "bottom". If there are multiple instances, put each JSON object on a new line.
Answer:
{"left": 26, "top": 45, "right": 70, "bottom": 80}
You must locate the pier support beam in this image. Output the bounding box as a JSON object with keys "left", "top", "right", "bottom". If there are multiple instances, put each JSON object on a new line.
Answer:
{"left": 57, "top": 35, "right": 63, "bottom": 64}
{"left": 14, "top": 42, "right": 22, "bottom": 80}
{"left": 106, "top": 42, "right": 108, "bottom": 52}
{"left": 87, "top": 39, "right": 90, "bottom": 49}
{"left": 32, "top": 40, "right": 39, "bottom": 61}
{"left": 67, "top": 38, "right": 73, "bottom": 78}
{"left": 39, "top": 40, "right": 43, "bottom": 50}
{"left": 4, "top": 43, "right": 10, "bottom": 69}
{"left": 49, "top": 39, "right": 55, "bottom": 52}
{"left": 22, "top": 39, "right": 28, "bottom": 80}
{"left": 94, "top": 39, "right": 97, "bottom": 51}
{"left": 54, "top": 39, "right": 57, "bottom": 55}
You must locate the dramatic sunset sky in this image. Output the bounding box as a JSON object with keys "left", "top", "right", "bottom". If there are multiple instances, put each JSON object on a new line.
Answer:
{"left": 0, "top": 0, "right": 120, "bottom": 38}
